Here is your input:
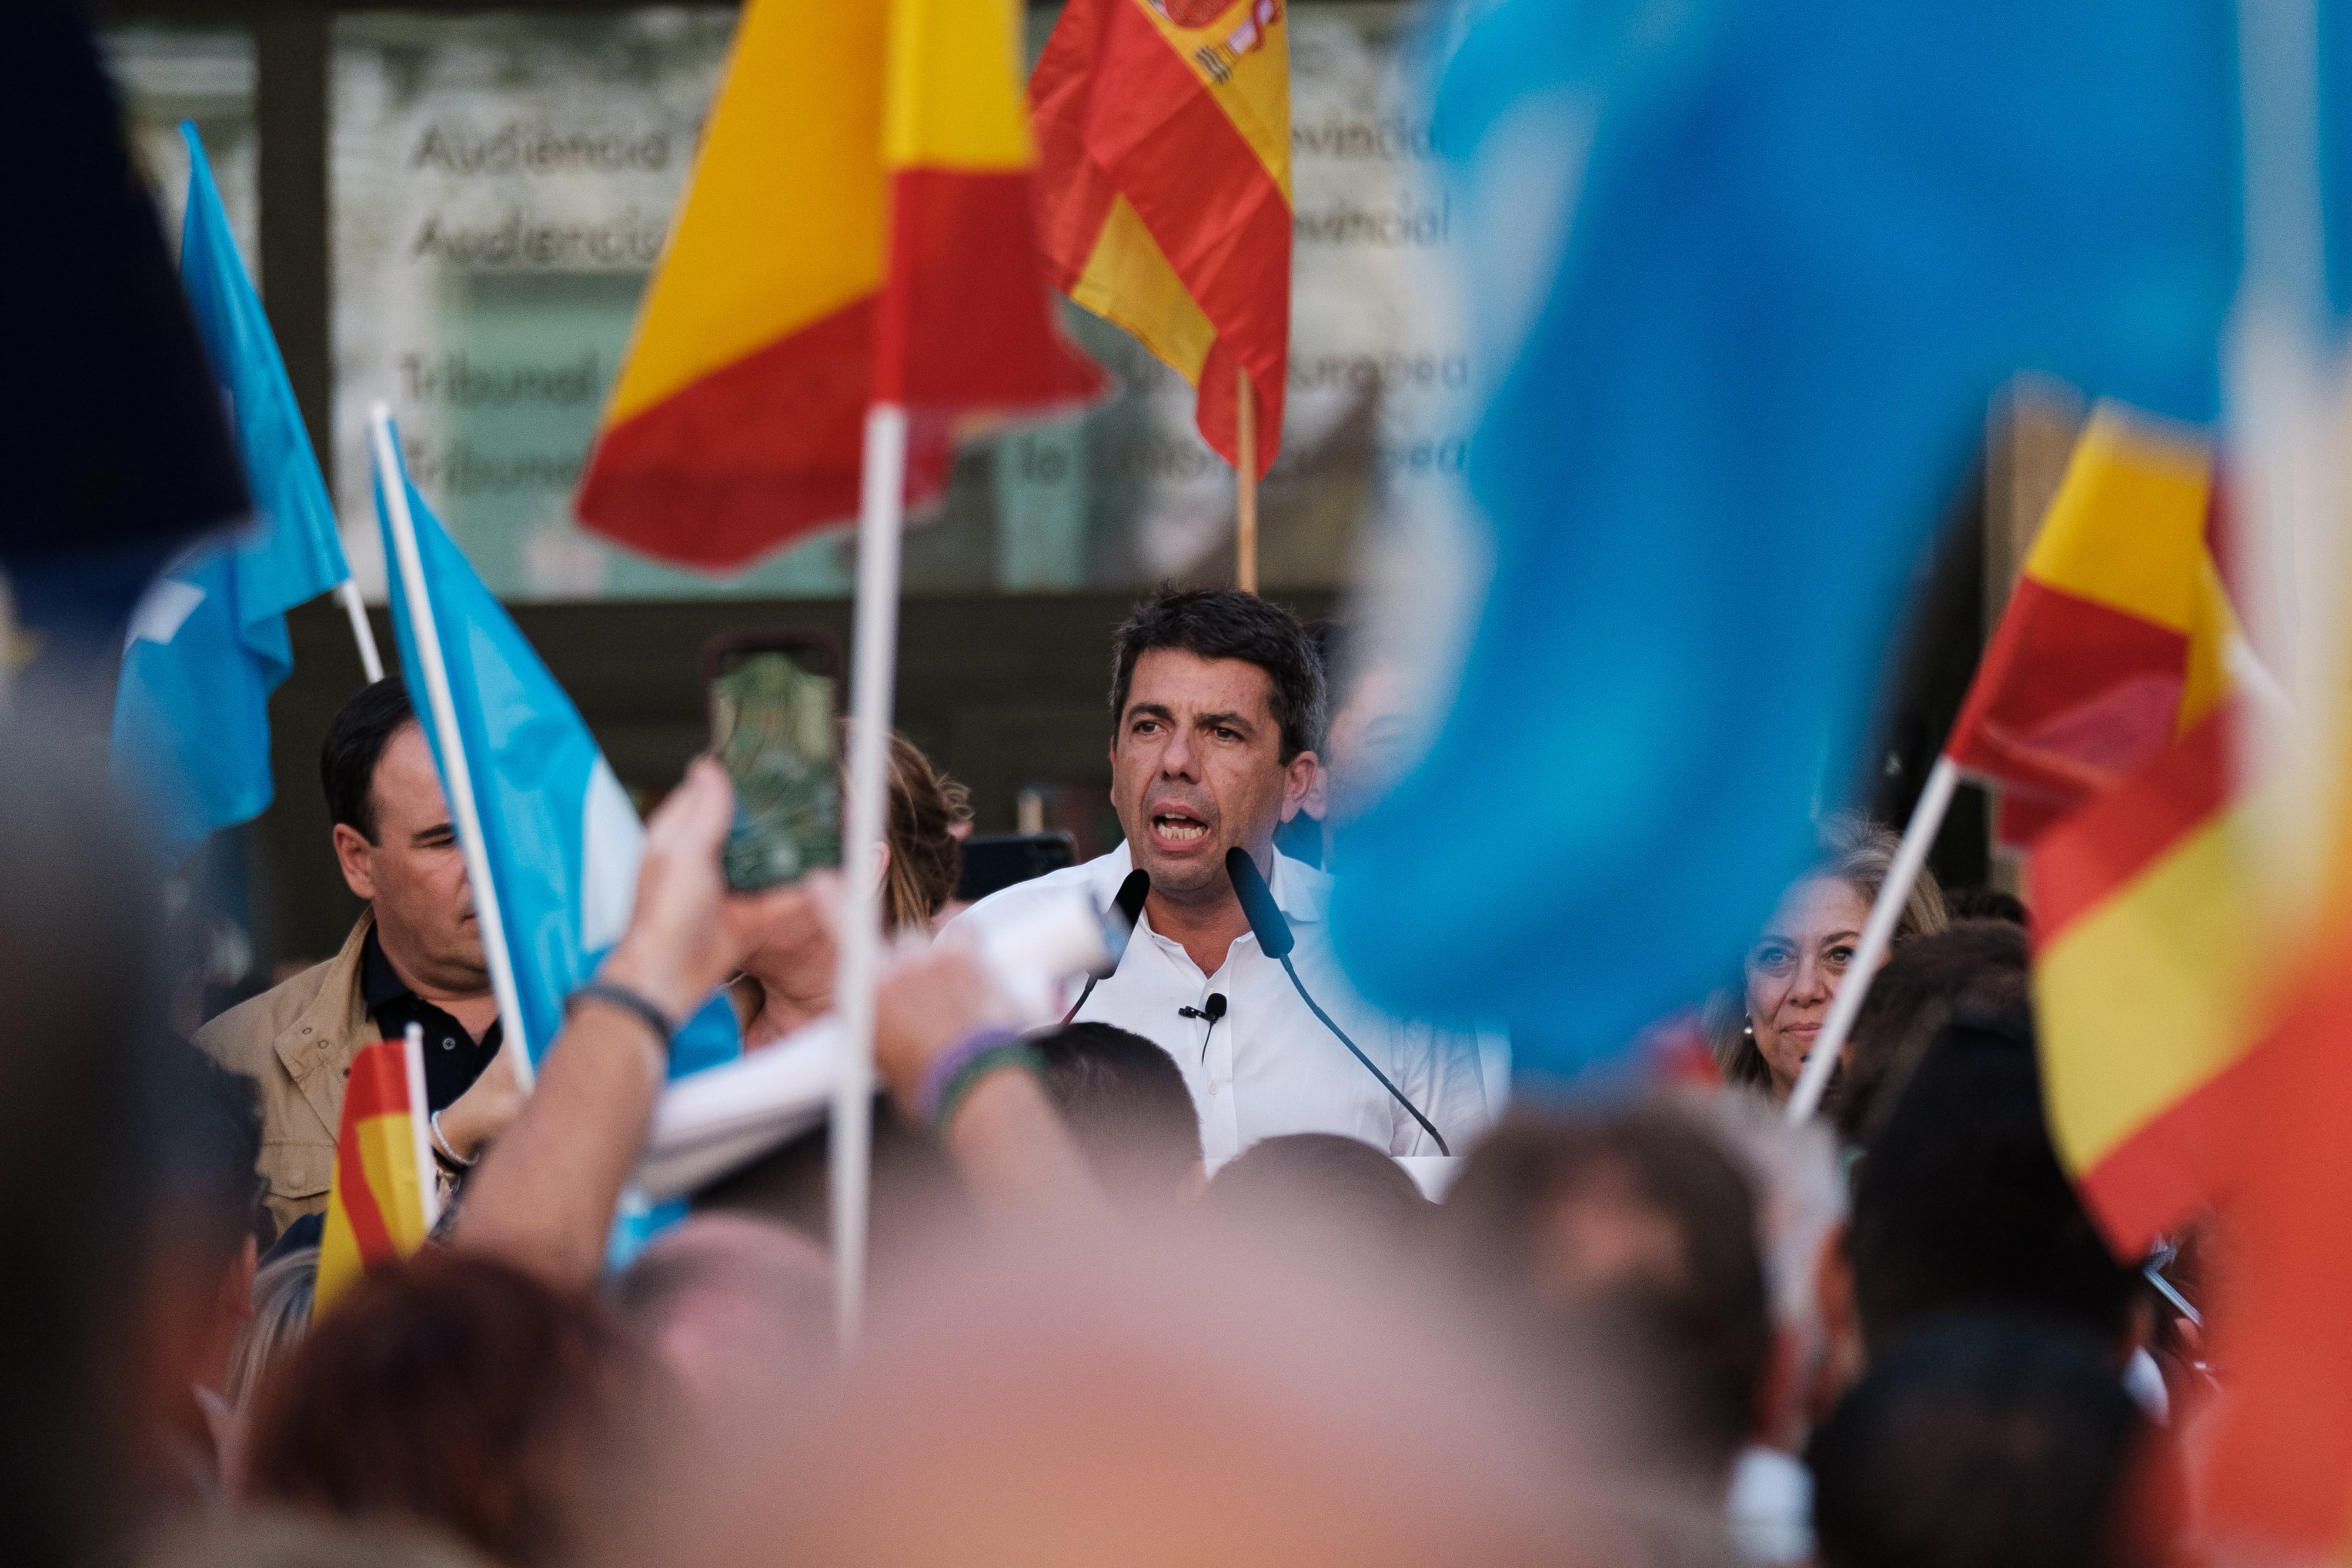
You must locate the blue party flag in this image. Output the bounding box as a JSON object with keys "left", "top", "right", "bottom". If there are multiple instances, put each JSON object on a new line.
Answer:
{"left": 1329, "top": 0, "right": 2249, "bottom": 1068}
{"left": 371, "top": 421, "right": 739, "bottom": 1080}
{"left": 109, "top": 125, "right": 350, "bottom": 857}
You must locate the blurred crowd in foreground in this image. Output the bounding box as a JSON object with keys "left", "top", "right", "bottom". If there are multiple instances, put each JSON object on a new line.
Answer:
{"left": 6, "top": 588, "right": 2199, "bottom": 1568}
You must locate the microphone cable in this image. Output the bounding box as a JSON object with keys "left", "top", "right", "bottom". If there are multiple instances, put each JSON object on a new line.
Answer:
{"left": 1223, "top": 848, "right": 1449, "bottom": 1155}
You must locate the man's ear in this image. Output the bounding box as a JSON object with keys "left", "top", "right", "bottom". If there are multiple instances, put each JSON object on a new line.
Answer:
{"left": 1301, "top": 755, "right": 1329, "bottom": 823}
{"left": 1279, "top": 748, "right": 1319, "bottom": 824}
{"left": 332, "top": 822, "right": 377, "bottom": 902}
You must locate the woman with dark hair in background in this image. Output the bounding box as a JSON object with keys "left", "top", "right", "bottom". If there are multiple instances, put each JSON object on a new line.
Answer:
{"left": 1712, "top": 811, "right": 1948, "bottom": 1101}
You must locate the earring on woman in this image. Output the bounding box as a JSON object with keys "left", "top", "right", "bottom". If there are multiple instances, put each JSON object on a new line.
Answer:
{"left": 1742, "top": 1016, "right": 1754, "bottom": 1037}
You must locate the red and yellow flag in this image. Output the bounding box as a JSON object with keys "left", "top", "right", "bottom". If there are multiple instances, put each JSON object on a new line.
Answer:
{"left": 2202, "top": 876, "right": 2352, "bottom": 1558}
{"left": 1030, "top": 0, "right": 1291, "bottom": 477}
{"left": 1946, "top": 404, "right": 2236, "bottom": 848}
{"left": 313, "top": 1029, "right": 436, "bottom": 1318}
{"left": 1939, "top": 405, "right": 2270, "bottom": 1258}
{"left": 577, "top": 0, "right": 1105, "bottom": 571}
{"left": 2025, "top": 707, "right": 2270, "bottom": 1255}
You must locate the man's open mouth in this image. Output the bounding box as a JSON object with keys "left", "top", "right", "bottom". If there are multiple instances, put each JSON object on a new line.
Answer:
{"left": 1151, "top": 811, "right": 1211, "bottom": 843}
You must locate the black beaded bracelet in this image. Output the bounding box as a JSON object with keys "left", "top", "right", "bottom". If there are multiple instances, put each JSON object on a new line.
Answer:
{"left": 566, "top": 981, "right": 676, "bottom": 1055}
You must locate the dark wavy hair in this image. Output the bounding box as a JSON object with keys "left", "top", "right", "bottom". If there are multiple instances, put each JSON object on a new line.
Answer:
{"left": 319, "top": 677, "right": 416, "bottom": 844}
{"left": 1109, "top": 586, "right": 1325, "bottom": 762}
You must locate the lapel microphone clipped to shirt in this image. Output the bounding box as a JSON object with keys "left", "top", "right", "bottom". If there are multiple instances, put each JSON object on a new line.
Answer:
{"left": 1178, "top": 991, "right": 1227, "bottom": 1061}
{"left": 1222, "top": 848, "right": 1449, "bottom": 1155}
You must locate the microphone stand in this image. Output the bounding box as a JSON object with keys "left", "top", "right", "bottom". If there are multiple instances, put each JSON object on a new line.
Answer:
{"left": 1224, "top": 848, "right": 1449, "bottom": 1155}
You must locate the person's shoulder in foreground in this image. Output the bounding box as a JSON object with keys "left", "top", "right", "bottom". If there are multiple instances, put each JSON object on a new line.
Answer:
{"left": 951, "top": 841, "right": 1134, "bottom": 935}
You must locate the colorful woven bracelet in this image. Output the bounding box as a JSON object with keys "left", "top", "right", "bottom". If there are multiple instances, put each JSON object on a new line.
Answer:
{"left": 914, "top": 1025, "right": 1023, "bottom": 1123}
{"left": 933, "top": 1043, "right": 1045, "bottom": 1133}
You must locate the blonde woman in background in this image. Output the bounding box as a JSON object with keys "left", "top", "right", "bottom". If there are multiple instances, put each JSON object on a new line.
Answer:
{"left": 1711, "top": 811, "right": 1948, "bottom": 1102}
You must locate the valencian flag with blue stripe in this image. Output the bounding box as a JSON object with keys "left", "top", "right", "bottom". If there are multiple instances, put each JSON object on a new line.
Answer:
{"left": 109, "top": 125, "right": 350, "bottom": 857}
{"left": 372, "top": 426, "right": 739, "bottom": 1078}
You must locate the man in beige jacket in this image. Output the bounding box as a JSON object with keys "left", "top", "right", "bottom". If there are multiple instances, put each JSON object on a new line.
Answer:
{"left": 196, "top": 679, "right": 522, "bottom": 1236}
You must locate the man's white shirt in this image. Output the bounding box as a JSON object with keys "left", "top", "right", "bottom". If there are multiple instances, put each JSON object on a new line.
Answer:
{"left": 950, "top": 842, "right": 1496, "bottom": 1168}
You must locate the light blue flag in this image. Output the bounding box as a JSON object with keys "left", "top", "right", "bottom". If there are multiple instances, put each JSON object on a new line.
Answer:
{"left": 109, "top": 124, "right": 350, "bottom": 857}
{"left": 371, "top": 430, "right": 740, "bottom": 1084}
{"left": 1329, "top": 0, "right": 2251, "bottom": 1070}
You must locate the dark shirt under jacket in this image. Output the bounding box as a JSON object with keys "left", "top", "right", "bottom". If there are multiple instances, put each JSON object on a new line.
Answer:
{"left": 360, "top": 928, "right": 502, "bottom": 1112}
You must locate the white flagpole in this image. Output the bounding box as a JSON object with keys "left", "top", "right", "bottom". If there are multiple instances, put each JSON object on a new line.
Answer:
{"left": 1785, "top": 754, "right": 1959, "bottom": 1124}
{"left": 403, "top": 1021, "right": 442, "bottom": 1231}
{"left": 369, "top": 402, "right": 536, "bottom": 1094}
{"left": 832, "top": 401, "right": 908, "bottom": 1357}
{"left": 2229, "top": 0, "right": 2343, "bottom": 922}
{"left": 337, "top": 577, "right": 385, "bottom": 684}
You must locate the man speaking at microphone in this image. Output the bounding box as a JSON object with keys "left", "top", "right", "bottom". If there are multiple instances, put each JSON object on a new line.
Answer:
{"left": 953, "top": 587, "right": 1491, "bottom": 1169}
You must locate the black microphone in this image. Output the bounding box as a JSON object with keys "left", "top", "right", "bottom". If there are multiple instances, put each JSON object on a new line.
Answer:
{"left": 1222, "top": 848, "right": 1449, "bottom": 1155}
{"left": 1181, "top": 991, "right": 1228, "bottom": 1061}
{"left": 1062, "top": 869, "right": 1151, "bottom": 1025}
{"left": 1112, "top": 867, "right": 1151, "bottom": 929}
{"left": 1179, "top": 993, "right": 1228, "bottom": 1024}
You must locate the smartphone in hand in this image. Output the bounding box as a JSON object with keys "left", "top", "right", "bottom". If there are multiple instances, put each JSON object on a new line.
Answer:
{"left": 704, "top": 631, "right": 843, "bottom": 891}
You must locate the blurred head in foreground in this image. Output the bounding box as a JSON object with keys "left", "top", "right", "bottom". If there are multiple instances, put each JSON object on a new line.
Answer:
{"left": 611, "top": 1213, "right": 832, "bottom": 1432}
{"left": 1445, "top": 1105, "right": 1773, "bottom": 1493}
{"left": 242, "top": 1253, "right": 661, "bottom": 1567}
{"left": 632, "top": 1226, "right": 1725, "bottom": 1568}
{"left": 140, "top": 1512, "right": 491, "bottom": 1568}
{"left": 1673, "top": 1086, "right": 1853, "bottom": 1443}
{"left": 1032, "top": 1022, "right": 1205, "bottom": 1203}
{"left": 1809, "top": 1317, "right": 2158, "bottom": 1568}
{"left": 1833, "top": 918, "right": 2027, "bottom": 1145}
{"left": 0, "top": 736, "right": 170, "bottom": 1568}
{"left": 1203, "top": 1132, "right": 1430, "bottom": 1252}
{"left": 1715, "top": 811, "right": 1948, "bottom": 1101}
{"left": 134, "top": 1041, "right": 264, "bottom": 1500}
{"left": 1849, "top": 1012, "right": 2137, "bottom": 1360}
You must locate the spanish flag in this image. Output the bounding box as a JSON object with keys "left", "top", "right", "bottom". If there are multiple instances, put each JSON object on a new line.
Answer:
{"left": 1941, "top": 405, "right": 2265, "bottom": 1257}
{"left": 576, "top": 0, "right": 1105, "bottom": 571}
{"left": 2025, "top": 707, "right": 2269, "bottom": 1255}
{"left": 313, "top": 1027, "right": 436, "bottom": 1318}
{"left": 1030, "top": 0, "right": 1291, "bottom": 477}
{"left": 1945, "top": 404, "right": 2237, "bottom": 850}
